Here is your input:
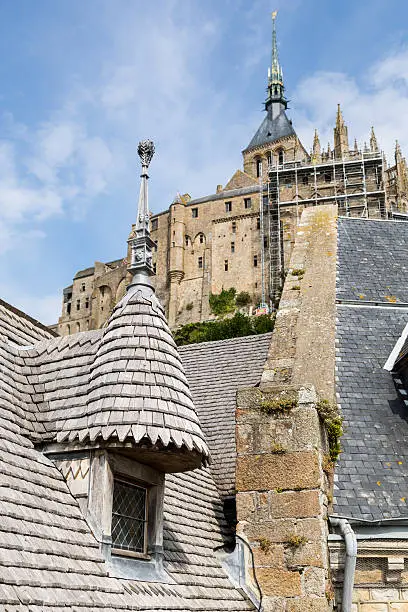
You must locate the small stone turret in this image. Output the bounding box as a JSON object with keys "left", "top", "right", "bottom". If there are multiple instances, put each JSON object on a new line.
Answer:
{"left": 168, "top": 193, "right": 186, "bottom": 327}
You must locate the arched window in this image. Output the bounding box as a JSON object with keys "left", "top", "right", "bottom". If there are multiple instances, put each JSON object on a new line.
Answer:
{"left": 267, "top": 151, "right": 272, "bottom": 166}
{"left": 75, "top": 322, "right": 80, "bottom": 333}
{"left": 256, "top": 158, "right": 262, "bottom": 178}
{"left": 277, "top": 149, "right": 284, "bottom": 165}
{"left": 67, "top": 324, "right": 71, "bottom": 335}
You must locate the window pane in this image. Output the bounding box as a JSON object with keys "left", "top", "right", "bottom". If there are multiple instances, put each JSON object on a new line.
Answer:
{"left": 112, "top": 480, "right": 147, "bottom": 553}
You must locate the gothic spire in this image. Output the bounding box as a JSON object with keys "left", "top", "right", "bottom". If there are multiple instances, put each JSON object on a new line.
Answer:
{"left": 266, "top": 11, "right": 287, "bottom": 110}
{"left": 312, "top": 129, "right": 321, "bottom": 163}
{"left": 334, "top": 104, "right": 349, "bottom": 159}
{"left": 370, "top": 127, "right": 378, "bottom": 152}
{"left": 396, "top": 140, "right": 403, "bottom": 163}
{"left": 127, "top": 140, "right": 156, "bottom": 288}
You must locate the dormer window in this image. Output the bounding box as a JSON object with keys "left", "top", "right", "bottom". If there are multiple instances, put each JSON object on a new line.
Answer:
{"left": 112, "top": 479, "right": 147, "bottom": 555}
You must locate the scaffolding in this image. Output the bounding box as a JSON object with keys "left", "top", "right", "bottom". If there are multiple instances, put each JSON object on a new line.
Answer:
{"left": 261, "top": 150, "right": 386, "bottom": 308}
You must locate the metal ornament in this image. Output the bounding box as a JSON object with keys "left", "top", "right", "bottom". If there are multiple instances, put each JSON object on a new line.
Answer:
{"left": 127, "top": 140, "right": 156, "bottom": 283}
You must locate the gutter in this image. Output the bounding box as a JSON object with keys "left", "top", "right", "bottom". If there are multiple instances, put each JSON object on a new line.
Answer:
{"left": 330, "top": 517, "right": 357, "bottom": 612}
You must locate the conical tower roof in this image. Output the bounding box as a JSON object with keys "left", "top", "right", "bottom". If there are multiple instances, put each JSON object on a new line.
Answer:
{"left": 85, "top": 281, "right": 208, "bottom": 471}
{"left": 65, "top": 141, "right": 209, "bottom": 472}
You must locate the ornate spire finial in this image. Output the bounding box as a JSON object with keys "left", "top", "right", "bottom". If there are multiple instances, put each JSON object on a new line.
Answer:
{"left": 354, "top": 138, "right": 359, "bottom": 153}
{"left": 127, "top": 140, "right": 156, "bottom": 287}
{"left": 396, "top": 140, "right": 403, "bottom": 162}
{"left": 312, "top": 129, "right": 321, "bottom": 163}
{"left": 370, "top": 126, "right": 378, "bottom": 152}
{"left": 336, "top": 104, "right": 343, "bottom": 127}
{"left": 266, "top": 10, "right": 287, "bottom": 110}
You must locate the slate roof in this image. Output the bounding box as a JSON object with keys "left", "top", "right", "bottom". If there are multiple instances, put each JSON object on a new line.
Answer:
{"left": 180, "top": 333, "right": 272, "bottom": 498}
{"left": 58, "top": 284, "right": 209, "bottom": 464}
{"left": 0, "top": 300, "right": 268, "bottom": 609}
{"left": 337, "top": 217, "right": 408, "bottom": 304}
{"left": 335, "top": 216, "right": 408, "bottom": 520}
{"left": 0, "top": 299, "right": 56, "bottom": 345}
{"left": 245, "top": 107, "right": 295, "bottom": 152}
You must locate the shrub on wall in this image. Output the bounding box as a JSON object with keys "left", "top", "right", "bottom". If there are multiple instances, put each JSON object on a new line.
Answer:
{"left": 209, "top": 288, "right": 237, "bottom": 316}
{"left": 236, "top": 291, "right": 252, "bottom": 307}
{"left": 174, "top": 312, "right": 275, "bottom": 346}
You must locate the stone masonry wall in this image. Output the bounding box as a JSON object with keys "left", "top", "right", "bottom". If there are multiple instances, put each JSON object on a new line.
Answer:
{"left": 235, "top": 205, "right": 338, "bottom": 611}
{"left": 236, "top": 385, "right": 332, "bottom": 611}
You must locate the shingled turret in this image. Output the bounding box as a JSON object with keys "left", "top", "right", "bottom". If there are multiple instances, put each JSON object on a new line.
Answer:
{"left": 68, "top": 141, "right": 209, "bottom": 472}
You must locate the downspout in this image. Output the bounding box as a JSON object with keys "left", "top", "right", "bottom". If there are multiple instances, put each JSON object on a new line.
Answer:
{"left": 330, "top": 517, "right": 357, "bottom": 612}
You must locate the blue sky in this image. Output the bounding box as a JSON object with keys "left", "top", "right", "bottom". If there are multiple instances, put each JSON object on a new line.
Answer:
{"left": 0, "top": 0, "right": 407, "bottom": 323}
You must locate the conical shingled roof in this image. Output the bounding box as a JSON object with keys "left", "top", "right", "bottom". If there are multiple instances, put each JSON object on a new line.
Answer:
{"left": 73, "top": 281, "right": 210, "bottom": 471}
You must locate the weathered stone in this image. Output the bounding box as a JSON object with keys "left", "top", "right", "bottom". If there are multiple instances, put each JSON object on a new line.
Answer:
{"left": 371, "top": 589, "right": 400, "bottom": 601}
{"left": 236, "top": 492, "right": 256, "bottom": 520}
{"left": 355, "top": 568, "right": 384, "bottom": 585}
{"left": 269, "top": 490, "right": 321, "bottom": 519}
{"left": 286, "top": 597, "right": 328, "bottom": 612}
{"left": 255, "top": 568, "right": 302, "bottom": 597}
{"left": 285, "top": 540, "right": 325, "bottom": 569}
{"left": 303, "top": 567, "right": 326, "bottom": 596}
{"left": 261, "top": 595, "right": 287, "bottom": 612}
{"left": 353, "top": 588, "right": 372, "bottom": 602}
{"left": 252, "top": 543, "right": 285, "bottom": 568}
{"left": 360, "top": 604, "right": 389, "bottom": 612}
{"left": 236, "top": 451, "right": 321, "bottom": 491}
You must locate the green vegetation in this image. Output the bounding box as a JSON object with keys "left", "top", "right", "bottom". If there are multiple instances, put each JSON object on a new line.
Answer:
{"left": 174, "top": 312, "right": 275, "bottom": 346}
{"left": 291, "top": 268, "right": 305, "bottom": 279}
{"left": 270, "top": 443, "right": 286, "bottom": 454}
{"left": 259, "top": 393, "right": 298, "bottom": 414}
{"left": 209, "top": 288, "right": 237, "bottom": 316}
{"left": 316, "top": 399, "right": 343, "bottom": 463}
{"left": 287, "top": 534, "right": 308, "bottom": 548}
{"left": 236, "top": 291, "right": 252, "bottom": 307}
{"left": 258, "top": 537, "right": 272, "bottom": 553}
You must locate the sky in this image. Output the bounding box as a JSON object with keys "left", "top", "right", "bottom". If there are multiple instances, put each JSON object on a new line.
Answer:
{"left": 0, "top": 0, "right": 408, "bottom": 324}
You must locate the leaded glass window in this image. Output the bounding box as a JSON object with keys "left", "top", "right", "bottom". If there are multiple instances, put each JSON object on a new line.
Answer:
{"left": 111, "top": 479, "right": 147, "bottom": 554}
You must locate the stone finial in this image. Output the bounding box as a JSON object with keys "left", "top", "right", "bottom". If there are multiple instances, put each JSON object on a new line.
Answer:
{"left": 370, "top": 126, "right": 378, "bottom": 152}
{"left": 127, "top": 140, "right": 156, "bottom": 285}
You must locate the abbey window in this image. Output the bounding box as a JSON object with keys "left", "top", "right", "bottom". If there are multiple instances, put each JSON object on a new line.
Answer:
{"left": 192, "top": 207, "right": 198, "bottom": 218}
{"left": 111, "top": 479, "right": 147, "bottom": 555}
{"left": 256, "top": 159, "right": 262, "bottom": 178}
{"left": 151, "top": 218, "right": 158, "bottom": 231}
{"left": 225, "top": 201, "right": 232, "bottom": 213}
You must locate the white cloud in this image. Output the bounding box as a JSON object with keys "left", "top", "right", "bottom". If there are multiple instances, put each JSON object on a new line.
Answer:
{"left": 292, "top": 47, "right": 408, "bottom": 163}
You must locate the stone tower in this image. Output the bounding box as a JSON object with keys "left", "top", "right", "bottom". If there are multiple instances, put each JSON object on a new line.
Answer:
{"left": 168, "top": 193, "right": 186, "bottom": 327}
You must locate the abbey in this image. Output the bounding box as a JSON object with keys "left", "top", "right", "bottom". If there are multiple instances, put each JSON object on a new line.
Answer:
{"left": 57, "top": 15, "right": 408, "bottom": 336}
